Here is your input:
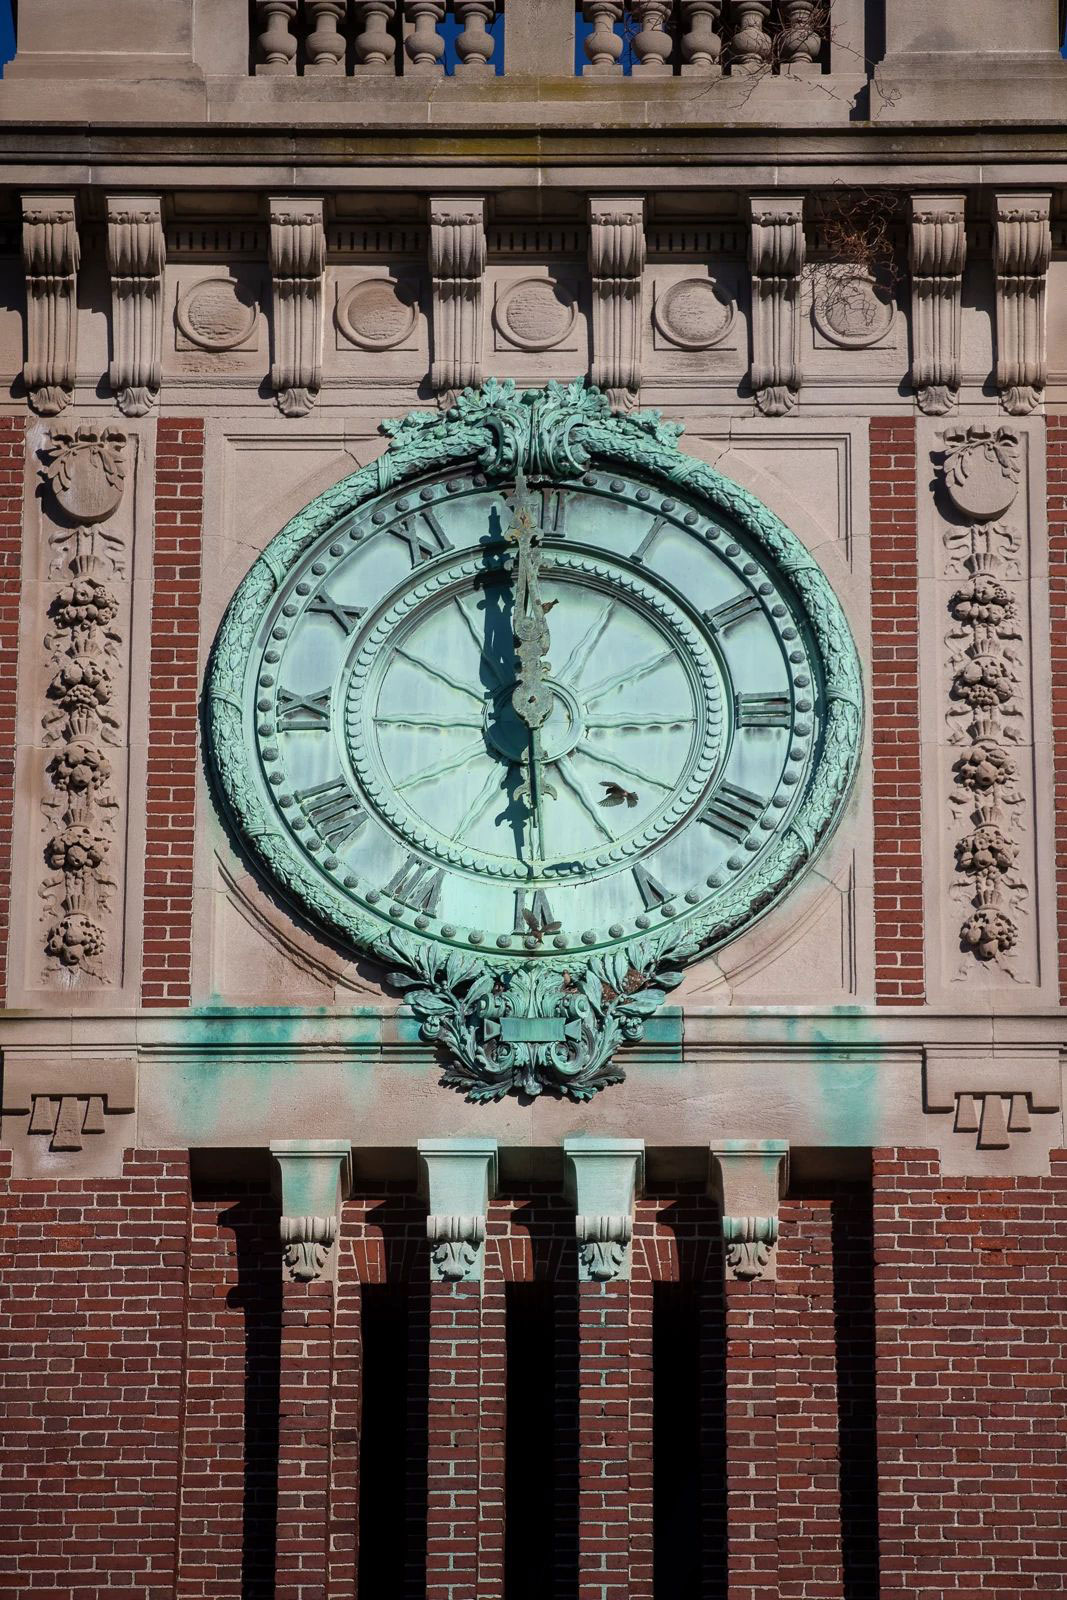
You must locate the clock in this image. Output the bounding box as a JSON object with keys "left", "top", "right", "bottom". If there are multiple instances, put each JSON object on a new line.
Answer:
{"left": 207, "top": 381, "right": 862, "bottom": 1098}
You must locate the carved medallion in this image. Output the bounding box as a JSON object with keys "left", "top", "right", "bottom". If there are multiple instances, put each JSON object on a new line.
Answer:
{"left": 335, "top": 277, "right": 420, "bottom": 350}
{"left": 940, "top": 426, "right": 1021, "bottom": 522}
{"left": 42, "top": 425, "right": 126, "bottom": 526}
{"left": 493, "top": 277, "right": 577, "bottom": 352}
{"left": 811, "top": 270, "right": 895, "bottom": 349}
{"left": 175, "top": 277, "right": 259, "bottom": 352}
{"left": 652, "top": 277, "right": 735, "bottom": 350}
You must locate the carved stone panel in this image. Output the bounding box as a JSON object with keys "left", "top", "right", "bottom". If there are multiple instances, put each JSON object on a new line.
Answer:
{"left": 7, "top": 419, "right": 149, "bottom": 1009}
{"left": 335, "top": 275, "right": 422, "bottom": 351}
{"left": 918, "top": 417, "right": 1056, "bottom": 1003}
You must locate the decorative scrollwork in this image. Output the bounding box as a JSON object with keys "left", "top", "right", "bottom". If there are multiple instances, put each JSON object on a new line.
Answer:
{"left": 381, "top": 923, "right": 697, "bottom": 1102}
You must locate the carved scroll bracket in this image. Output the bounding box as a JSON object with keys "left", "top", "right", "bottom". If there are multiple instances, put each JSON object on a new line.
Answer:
{"left": 21, "top": 195, "right": 80, "bottom": 416}
{"left": 418, "top": 1136, "right": 498, "bottom": 1283}
{"left": 269, "top": 198, "right": 327, "bottom": 417}
{"left": 105, "top": 196, "right": 165, "bottom": 418}
{"left": 588, "top": 196, "right": 645, "bottom": 413}
{"left": 428, "top": 196, "right": 487, "bottom": 407}
{"left": 270, "top": 1138, "right": 352, "bottom": 1282}
{"left": 993, "top": 193, "right": 1051, "bottom": 417}
{"left": 710, "top": 1140, "right": 789, "bottom": 1282}
{"left": 564, "top": 1135, "right": 644, "bottom": 1283}
{"left": 909, "top": 194, "right": 966, "bottom": 416}
{"left": 748, "top": 196, "right": 805, "bottom": 417}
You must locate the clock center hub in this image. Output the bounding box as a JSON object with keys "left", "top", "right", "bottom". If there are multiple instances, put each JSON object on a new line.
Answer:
{"left": 484, "top": 678, "right": 582, "bottom": 766}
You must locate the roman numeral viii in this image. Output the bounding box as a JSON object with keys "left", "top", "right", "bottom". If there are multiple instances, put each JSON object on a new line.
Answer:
{"left": 296, "top": 778, "right": 368, "bottom": 848}
{"left": 383, "top": 855, "right": 446, "bottom": 915}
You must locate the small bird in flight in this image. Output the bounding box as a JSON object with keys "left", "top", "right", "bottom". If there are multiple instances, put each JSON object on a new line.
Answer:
{"left": 600, "top": 781, "right": 638, "bottom": 808}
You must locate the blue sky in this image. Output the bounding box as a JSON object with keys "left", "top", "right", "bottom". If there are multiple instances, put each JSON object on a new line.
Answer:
{"left": 0, "top": 2, "right": 13, "bottom": 72}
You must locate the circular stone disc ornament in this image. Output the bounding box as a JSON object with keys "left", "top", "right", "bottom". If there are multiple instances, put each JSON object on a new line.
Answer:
{"left": 207, "top": 381, "right": 862, "bottom": 1095}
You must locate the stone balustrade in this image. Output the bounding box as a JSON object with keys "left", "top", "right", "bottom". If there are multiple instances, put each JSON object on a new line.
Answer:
{"left": 251, "top": 0, "right": 836, "bottom": 78}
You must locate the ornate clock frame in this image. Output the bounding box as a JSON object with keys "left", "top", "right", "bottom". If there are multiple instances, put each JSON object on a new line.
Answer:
{"left": 207, "top": 381, "right": 863, "bottom": 1100}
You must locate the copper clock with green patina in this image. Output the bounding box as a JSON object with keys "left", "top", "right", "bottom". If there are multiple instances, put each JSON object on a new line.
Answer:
{"left": 207, "top": 382, "right": 862, "bottom": 1100}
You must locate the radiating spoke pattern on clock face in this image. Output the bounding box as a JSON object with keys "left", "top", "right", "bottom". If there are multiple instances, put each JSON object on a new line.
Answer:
{"left": 363, "top": 574, "right": 713, "bottom": 875}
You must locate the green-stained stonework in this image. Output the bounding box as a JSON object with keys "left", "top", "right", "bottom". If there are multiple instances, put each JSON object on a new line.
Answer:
{"left": 207, "top": 380, "right": 862, "bottom": 1099}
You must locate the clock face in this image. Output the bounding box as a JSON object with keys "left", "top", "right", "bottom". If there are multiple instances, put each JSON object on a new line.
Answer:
{"left": 208, "top": 389, "right": 861, "bottom": 979}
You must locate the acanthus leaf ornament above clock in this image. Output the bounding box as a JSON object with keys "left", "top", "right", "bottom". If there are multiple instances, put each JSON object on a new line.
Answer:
{"left": 207, "top": 380, "right": 863, "bottom": 1101}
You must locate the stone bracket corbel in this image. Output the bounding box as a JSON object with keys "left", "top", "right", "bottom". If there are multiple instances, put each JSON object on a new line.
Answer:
{"left": 428, "top": 196, "right": 487, "bottom": 407}
{"left": 748, "top": 196, "right": 805, "bottom": 417}
{"left": 924, "top": 1047, "right": 1062, "bottom": 1175}
{"left": 105, "top": 195, "right": 165, "bottom": 418}
{"left": 21, "top": 194, "right": 80, "bottom": 416}
{"left": 710, "top": 1140, "right": 789, "bottom": 1282}
{"left": 993, "top": 192, "right": 1051, "bottom": 417}
{"left": 418, "top": 1136, "right": 498, "bottom": 1283}
{"left": 588, "top": 196, "right": 645, "bottom": 413}
{"left": 270, "top": 1138, "right": 353, "bottom": 1282}
{"left": 563, "top": 1135, "right": 644, "bottom": 1283}
{"left": 1, "top": 1057, "right": 136, "bottom": 1177}
{"left": 268, "top": 197, "right": 327, "bottom": 417}
{"left": 909, "top": 193, "right": 966, "bottom": 416}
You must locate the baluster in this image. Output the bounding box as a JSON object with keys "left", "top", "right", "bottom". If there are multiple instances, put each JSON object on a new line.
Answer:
{"left": 582, "top": 1, "right": 624, "bottom": 75}
{"left": 454, "top": 1, "right": 497, "bottom": 72}
{"left": 354, "top": 0, "right": 397, "bottom": 70}
{"left": 306, "top": 0, "right": 348, "bottom": 71}
{"left": 729, "top": 0, "right": 771, "bottom": 69}
{"left": 680, "top": 0, "right": 722, "bottom": 74}
{"left": 255, "top": 0, "right": 299, "bottom": 73}
{"left": 779, "top": 0, "right": 821, "bottom": 71}
{"left": 403, "top": 0, "right": 445, "bottom": 72}
{"left": 631, "top": 1, "right": 673, "bottom": 74}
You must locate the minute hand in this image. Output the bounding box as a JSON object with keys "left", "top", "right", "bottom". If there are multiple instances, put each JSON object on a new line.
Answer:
{"left": 507, "top": 475, "right": 556, "bottom": 862}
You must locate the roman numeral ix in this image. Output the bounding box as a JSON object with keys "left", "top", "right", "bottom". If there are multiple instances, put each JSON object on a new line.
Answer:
{"left": 278, "top": 688, "right": 331, "bottom": 731}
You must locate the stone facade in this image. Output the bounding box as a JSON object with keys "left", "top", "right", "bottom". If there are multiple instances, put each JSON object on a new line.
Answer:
{"left": 1, "top": 2, "right": 1067, "bottom": 1596}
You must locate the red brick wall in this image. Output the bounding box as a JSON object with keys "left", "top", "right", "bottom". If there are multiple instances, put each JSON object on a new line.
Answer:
{"left": 142, "top": 419, "right": 205, "bottom": 1006}
{"left": 873, "top": 1148, "right": 1067, "bottom": 1600}
{"left": 5, "top": 1166, "right": 1061, "bottom": 1599}
{"left": 0, "top": 1150, "right": 191, "bottom": 1600}
{"left": 1046, "top": 419, "right": 1067, "bottom": 1000}
{"left": 869, "top": 417, "right": 925, "bottom": 1003}
{"left": 0, "top": 417, "right": 23, "bottom": 1005}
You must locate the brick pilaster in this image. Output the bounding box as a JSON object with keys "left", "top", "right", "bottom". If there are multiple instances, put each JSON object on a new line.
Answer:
{"left": 142, "top": 418, "right": 204, "bottom": 1006}
{"left": 0, "top": 417, "right": 23, "bottom": 1005}
{"left": 775, "top": 1200, "right": 845, "bottom": 1600}
{"left": 276, "top": 1278, "right": 334, "bottom": 1600}
{"left": 724, "top": 1276, "right": 778, "bottom": 1600}
{"left": 576, "top": 1279, "right": 653, "bottom": 1600}
{"left": 426, "top": 1281, "right": 482, "bottom": 1600}
{"left": 1046, "top": 418, "right": 1067, "bottom": 1000}
{"left": 869, "top": 416, "right": 925, "bottom": 1003}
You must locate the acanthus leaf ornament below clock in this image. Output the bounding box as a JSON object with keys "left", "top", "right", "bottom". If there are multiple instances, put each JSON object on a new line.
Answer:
{"left": 207, "top": 380, "right": 863, "bottom": 1101}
